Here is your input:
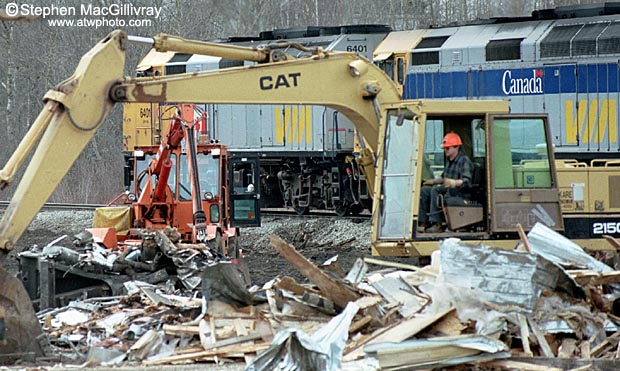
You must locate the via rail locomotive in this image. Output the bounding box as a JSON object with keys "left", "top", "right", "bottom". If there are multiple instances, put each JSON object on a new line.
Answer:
{"left": 374, "top": 2, "right": 620, "bottom": 160}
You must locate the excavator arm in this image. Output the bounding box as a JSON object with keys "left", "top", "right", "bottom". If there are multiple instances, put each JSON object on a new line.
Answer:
{"left": 0, "top": 31, "right": 398, "bottom": 356}
{"left": 0, "top": 29, "right": 400, "bottom": 252}
{"left": 0, "top": 31, "right": 127, "bottom": 251}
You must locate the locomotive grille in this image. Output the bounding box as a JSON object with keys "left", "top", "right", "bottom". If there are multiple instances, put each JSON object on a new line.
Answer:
{"left": 599, "top": 22, "right": 620, "bottom": 55}
{"left": 540, "top": 24, "right": 582, "bottom": 58}
{"left": 573, "top": 23, "right": 608, "bottom": 56}
{"left": 486, "top": 38, "right": 523, "bottom": 61}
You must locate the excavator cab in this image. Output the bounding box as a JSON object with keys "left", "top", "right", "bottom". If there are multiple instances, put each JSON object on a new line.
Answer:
{"left": 371, "top": 103, "right": 563, "bottom": 257}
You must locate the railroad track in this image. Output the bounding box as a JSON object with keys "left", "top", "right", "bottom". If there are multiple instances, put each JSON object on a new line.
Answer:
{"left": 0, "top": 201, "right": 105, "bottom": 211}
{"left": 261, "top": 208, "right": 371, "bottom": 220}
{"left": 0, "top": 202, "right": 372, "bottom": 220}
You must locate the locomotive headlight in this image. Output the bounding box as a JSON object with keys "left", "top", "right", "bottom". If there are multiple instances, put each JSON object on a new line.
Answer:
{"left": 348, "top": 60, "right": 368, "bottom": 77}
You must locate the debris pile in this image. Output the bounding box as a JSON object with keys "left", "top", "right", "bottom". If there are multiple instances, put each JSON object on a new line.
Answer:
{"left": 25, "top": 223, "right": 620, "bottom": 369}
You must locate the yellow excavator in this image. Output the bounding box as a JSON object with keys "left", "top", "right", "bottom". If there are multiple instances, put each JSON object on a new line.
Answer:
{"left": 0, "top": 30, "right": 567, "bottom": 359}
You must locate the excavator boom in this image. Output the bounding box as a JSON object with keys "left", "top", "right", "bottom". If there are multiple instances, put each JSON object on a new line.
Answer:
{"left": 0, "top": 30, "right": 398, "bottom": 359}
{"left": 0, "top": 30, "right": 399, "bottom": 252}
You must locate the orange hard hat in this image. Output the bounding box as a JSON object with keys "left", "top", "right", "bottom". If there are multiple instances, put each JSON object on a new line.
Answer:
{"left": 441, "top": 133, "right": 462, "bottom": 148}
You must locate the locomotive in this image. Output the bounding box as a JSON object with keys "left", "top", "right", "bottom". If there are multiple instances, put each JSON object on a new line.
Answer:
{"left": 374, "top": 2, "right": 620, "bottom": 161}
{"left": 122, "top": 25, "right": 391, "bottom": 215}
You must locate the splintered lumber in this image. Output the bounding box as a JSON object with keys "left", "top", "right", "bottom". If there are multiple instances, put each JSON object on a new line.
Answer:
{"left": 517, "top": 223, "right": 532, "bottom": 253}
{"left": 431, "top": 310, "right": 467, "bottom": 336}
{"left": 349, "top": 315, "right": 372, "bottom": 334}
{"left": 603, "top": 235, "right": 620, "bottom": 250}
{"left": 206, "top": 300, "right": 257, "bottom": 318}
{"left": 275, "top": 276, "right": 322, "bottom": 296}
{"left": 142, "top": 342, "right": 270, "bottom": 365}
{"left": 517, "top": 313, "right": 534, "bottom": 357}
{"left": 202, "top": 333, "right": 264, "bottom": 350}
{"left": 163, "top": 324, "right": 200, "bottom": 336}
{"left": 364, "top": 257, "right": 438, "bottom": 276}
{"left": 568, "top": 270, "right": 620, "bottom": 286}
{"left": 269, "top": 234, "right": 360, "bottom": 308}
{"left": 234, "top": 318, "right": 254, "bottom": 364}
{"left": 375, "top": 343, "right": 481, "bottom": 369}
{"left": 343, "top": 307, "right": 454, "bottom": 361}
{"left": 527, "top": 317, "right": 554, "bottom": 357}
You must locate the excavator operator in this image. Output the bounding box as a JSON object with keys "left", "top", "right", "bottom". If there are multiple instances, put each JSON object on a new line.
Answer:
{"left": 418, "top": 133, "right": 473, "bottom": 233}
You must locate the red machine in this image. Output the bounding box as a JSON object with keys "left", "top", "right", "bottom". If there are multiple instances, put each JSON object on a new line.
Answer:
{"left": 125, "top": 104, "right": 261, "bottom": 256}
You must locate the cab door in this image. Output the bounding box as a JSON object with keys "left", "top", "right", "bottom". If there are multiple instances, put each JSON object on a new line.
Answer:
{"left": 488, "top": 114, "right": 563, "bottom": 233}
{"left": 229, "top": 154, "right": 261, "bottom": 227}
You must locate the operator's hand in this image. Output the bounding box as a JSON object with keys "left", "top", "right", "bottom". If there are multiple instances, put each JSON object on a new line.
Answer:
{"left": 422, "top": 178, "right": 436, "bottom": 186}
{"left": 443, "top": 178, "right": 458, "bottom": 188}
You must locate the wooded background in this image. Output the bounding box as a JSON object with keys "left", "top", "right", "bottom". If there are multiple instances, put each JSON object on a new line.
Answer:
{"left": 0, "top": 0, "right": 601, "bottom": 203}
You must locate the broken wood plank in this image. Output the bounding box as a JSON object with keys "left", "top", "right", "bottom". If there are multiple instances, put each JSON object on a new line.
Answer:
{"left": 432, "top": 310, "right": 467, "bottom": 336}
{"left": 517, "top": 223, "right": 532, "bottom": 253}
{"left": 343, "top": 307, "right": 454, "bottom": 361}
{"left": 349, "top": 315, "right": 372, "bottom": 334}
{"left": 363, "top": 257, "right": 438, "bottom": 276}
{"left": 163, "top": 324, "right": 200, "bottom": 336}
{"left": 206, "top": 300, "right": 257, "bottom": 318}
{"left": 591, "top": 330, "right": 620, "bottom": 357}
{"left": 527, "top": 317, "right": 554, "bottom": 357}
{"left": 142, "top": 342, "right": 270, "bottom": 365}
{"left": 517, "top": 313, "right": 534, "bottom": 357}
{"left": 202, "top": 333, "right": 263, "bottom": 351}
{"left": 199, "top": 319, "right": 211, "bottom": 350}
{"left": 603, "top": 235, "right": 620, "bottom": 250}
{"left": 234, "top": 318, "right": 254, "bottom": 365}
{"left": 575, "top": 271, "right": 620, "bottom": 286}
{"left": 567, "top": 365, "right": 595, "bottom": 371}
{"left": 558, "top": 338, "right": 577, "bottom": 359}
{"left": 210, "top": 316, "right": 219, "bottom": 364}
{"left": 353, "top": 295, "right": 383, "bottom": 310}
{"left": 581, "top": 341, "right": 591, "bottom": 358}
{"left": 274, "top": 276, "right": 321, "bottom": 296}
{"left": 269, "top": 234, "right": 360, "bottom": 308}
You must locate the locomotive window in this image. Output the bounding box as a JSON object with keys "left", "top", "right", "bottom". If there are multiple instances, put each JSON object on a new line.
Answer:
{"left": 219, "top": 59, "right": 244, "bottom": 69}
{"left": 169, "top": 53, "right": 192, "bottom": 63}
{"left": 486, "top": 39, "right": 522, "bottom": 61}
{"left": 599, "top": 22, "right": 620, "bottom": 55}
{"left": 375, "top": 59, "right": 394, "bottom": 81}
{"left": 540, "top": 24, "right": 582, "bottom": 58}
{"left": 573, "top": 22, "right": 608, "bottom": 56}
{"left": 397, "top": 57, "right": 405, "bottom": 85}
{"left": 411, "top": 51, "right": 439, "bottom": 65}
{"left": 165, "top": 65, "right": 187, "bottom": 75}
{"left": 164, "top": 53, "right": 192, "bottom": 75}
{"left": 415, "top": 36, "right": 449, "bottom": 49}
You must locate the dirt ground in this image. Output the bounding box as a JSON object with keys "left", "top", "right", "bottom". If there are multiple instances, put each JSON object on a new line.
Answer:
{"left": 9, "top": 210, "right": 379, "bottom": 286}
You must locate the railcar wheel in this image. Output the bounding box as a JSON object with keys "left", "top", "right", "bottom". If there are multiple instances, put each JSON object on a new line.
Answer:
{"left": 335, "top": 203, "right": 350, "bottom": 217}
{"left": 349, "top": 204, "right": 363, "bottom": 216}
{"left": 294, "top": 205, "right": 309, "bottom": 215}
